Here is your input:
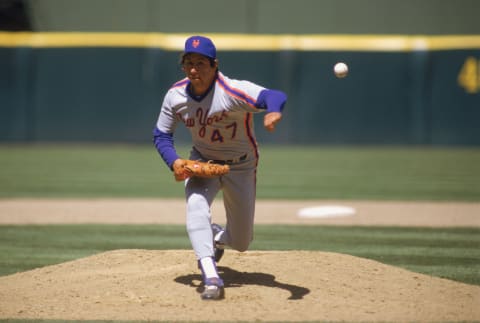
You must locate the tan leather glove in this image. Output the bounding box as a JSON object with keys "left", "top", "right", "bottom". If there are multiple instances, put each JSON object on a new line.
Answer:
{"left": 172, "top": 159, "right": 230, "bottom": 181}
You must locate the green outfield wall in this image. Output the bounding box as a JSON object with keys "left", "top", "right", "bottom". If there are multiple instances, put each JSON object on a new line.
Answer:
{"left": 1, "top": 0, "right": 479, "bottom": 145}
{"left": 1, "top": 33, "right": 479, "bottom": 145}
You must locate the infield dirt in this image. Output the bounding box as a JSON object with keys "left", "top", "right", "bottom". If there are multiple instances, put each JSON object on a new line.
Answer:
{"left": 0, "top": 198, "right": 479, "bottom": 322}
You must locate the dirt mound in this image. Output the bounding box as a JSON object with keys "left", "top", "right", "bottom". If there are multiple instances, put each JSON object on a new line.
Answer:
{"left": 0, "top": 250, "right": 479, "bottom": 322}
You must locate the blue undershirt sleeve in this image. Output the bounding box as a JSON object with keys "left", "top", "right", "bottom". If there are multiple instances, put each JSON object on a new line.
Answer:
{"left": 256, "top": 89, "right": 287, "bottom": 112}
{"left": 152, "top": 127, "right": 180, "bottom": 170}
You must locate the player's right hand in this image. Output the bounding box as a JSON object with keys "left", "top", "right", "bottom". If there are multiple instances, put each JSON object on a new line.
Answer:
{"left": 264, "top": 112, "right": 283, "bottom": 132}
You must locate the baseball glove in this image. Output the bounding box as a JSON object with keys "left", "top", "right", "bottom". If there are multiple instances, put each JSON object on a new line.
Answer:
{"left": 173, "top": 159, "right": 230, "bottom": 181}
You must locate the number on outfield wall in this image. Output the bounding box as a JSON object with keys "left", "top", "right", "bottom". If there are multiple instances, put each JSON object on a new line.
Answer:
{"left": 458, "top": 57, "right": 480, "bottom": 94}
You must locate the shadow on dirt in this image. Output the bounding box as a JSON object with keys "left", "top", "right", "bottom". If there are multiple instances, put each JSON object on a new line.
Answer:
{"left": 174, "top": 266, "right": 310, "bottom": 300}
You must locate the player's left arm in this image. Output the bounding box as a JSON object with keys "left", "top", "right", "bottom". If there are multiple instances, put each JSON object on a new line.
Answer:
{"left": 257, "top": 89, "right": 287, "bottom": 132}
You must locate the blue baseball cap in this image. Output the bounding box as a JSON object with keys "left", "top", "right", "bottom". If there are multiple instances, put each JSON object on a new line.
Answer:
{"left": 183, "top": 36, "right": 216, "bottom": 59}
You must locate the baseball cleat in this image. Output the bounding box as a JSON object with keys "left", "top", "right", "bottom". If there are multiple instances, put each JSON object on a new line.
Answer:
{"left": 214, "top": 242, "right": 224, "bottom": 263}
{"left": 211, "top": 223, "right": 225, "bottom": 262}
{"left": 201, "top": 277, "right": 225, "bottom": 300}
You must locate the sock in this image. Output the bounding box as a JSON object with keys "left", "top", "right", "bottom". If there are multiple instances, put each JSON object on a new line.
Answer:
{"left": 199, "top": 257, "right": 219, "bottom": 279}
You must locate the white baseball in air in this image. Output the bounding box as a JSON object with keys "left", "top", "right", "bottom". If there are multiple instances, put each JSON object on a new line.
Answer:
{"left": 334, "top": 62, "right": 348, "bottom": 78}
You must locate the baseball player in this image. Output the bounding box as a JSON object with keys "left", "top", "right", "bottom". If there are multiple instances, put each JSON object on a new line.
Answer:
{"left": 153, "top": 35, "right": 287, "bottom": 300}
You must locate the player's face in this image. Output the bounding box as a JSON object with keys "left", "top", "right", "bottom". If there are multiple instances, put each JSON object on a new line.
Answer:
{"left": 182, "top": 53, "right": 217, "bottom": 95}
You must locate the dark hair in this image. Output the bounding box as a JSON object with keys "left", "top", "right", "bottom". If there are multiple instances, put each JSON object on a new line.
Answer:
{"left": 180, "top": 53, "right": 216, "bottom": 67}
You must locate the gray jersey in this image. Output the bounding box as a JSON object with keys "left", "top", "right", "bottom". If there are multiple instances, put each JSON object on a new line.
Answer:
{"left": 156, "top": 72, "right": 266, "bottom": 161}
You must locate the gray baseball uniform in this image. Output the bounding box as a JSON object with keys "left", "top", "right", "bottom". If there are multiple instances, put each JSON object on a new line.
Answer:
{"left": 153, "top": 36, "right": 286, "bottom": 299}
{"left": 155, "top": 72, "right": 265, "bottom": 260}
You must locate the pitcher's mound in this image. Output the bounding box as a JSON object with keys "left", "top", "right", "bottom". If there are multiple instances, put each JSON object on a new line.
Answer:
{"left": 0, "top": 249, "right": 479, "bottom": 322}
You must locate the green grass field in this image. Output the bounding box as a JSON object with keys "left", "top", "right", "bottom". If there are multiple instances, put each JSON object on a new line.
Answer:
{"left": 0, "top": 144, "right": 479, "bottom": 323}
{"left": 1, "top": 144, "right": 480, "bottom": 200}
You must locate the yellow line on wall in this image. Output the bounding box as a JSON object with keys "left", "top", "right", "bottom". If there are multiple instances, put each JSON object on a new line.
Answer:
{"left": 1, "top": 32, "right": 480, "bottom": 51}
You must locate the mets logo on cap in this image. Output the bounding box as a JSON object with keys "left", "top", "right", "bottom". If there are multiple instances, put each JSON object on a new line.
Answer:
{"left": 184, "top": 35, "right": 217, "bottom": 59}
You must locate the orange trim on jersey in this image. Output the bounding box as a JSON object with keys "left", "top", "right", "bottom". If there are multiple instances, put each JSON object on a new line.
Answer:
{"left": 171, "top": 78, "right": 189, "bottom": 89}
{"left": 217, "top": 74, "right": 259, "bottom": 109}
{"left": 244, "top": 112, "right": 259, "bottom": 161}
